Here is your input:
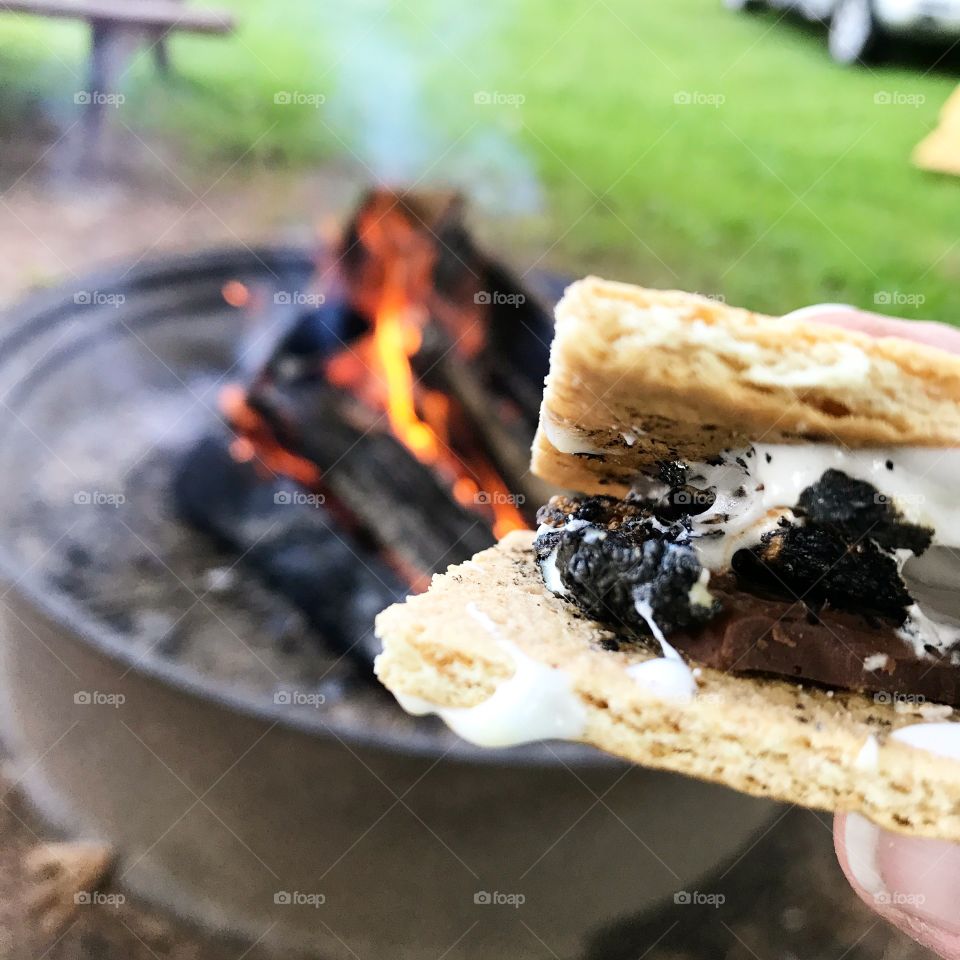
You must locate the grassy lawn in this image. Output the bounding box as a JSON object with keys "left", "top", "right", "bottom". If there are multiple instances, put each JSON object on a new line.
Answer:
{"left": 0, "top": 0, "right": 958, "bottom": 318}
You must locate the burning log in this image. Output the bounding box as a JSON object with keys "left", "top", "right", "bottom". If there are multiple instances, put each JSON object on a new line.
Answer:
{"left": 237, "top": 379, "right": 496, "bottom": 580}
{"left": 223, "top": 188, "right": 552, "bottom": 548}
{"left": 174, "top": 188, "right": 556, "bottom": 661}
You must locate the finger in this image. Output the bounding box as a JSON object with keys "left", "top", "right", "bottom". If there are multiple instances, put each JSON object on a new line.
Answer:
{"left": 834, "top": 723, "right": 960, "bottom": 958}
{"left": 835, "top": 814, "right": 960, "bottom": 958}
{"left": 781, "top": 303, "right": 960, "bottom": 355}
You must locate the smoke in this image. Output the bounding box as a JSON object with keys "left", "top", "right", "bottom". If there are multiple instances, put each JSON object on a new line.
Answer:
{"left": 322, "top": 1, "right": 542, "bottom": 215}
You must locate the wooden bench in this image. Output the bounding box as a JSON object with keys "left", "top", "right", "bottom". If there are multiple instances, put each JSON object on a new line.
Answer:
{"left": 3, "top": 0, "right": 235, "bottom": 142}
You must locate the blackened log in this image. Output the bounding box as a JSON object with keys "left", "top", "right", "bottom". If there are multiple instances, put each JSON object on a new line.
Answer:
{"left": 172, "top": 433, "right": 404, "bottom": 666}
{"left": 476, "top": 258, "right": 553, "bottom": 432}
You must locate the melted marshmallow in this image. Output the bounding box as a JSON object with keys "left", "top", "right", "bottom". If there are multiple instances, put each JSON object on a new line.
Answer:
{"left": 393, "top": 603, "right": 586, "bottom": 748}
{"left": 897, "top": 603, "right": 960, "bottom": 660}
{"left": 536, "top": 521, "right": 699, "bottom": 702}
{"left": 854, "top": 734, "right": 880, "bottom": 772}
{"left": 626, "top": 658, "right": 697, "bottom": 702}
{"left": 679, "top": 444, "right": 960, "bottom": 656}
{"left": 628, "top": 600, "right": 698, "bottom": 702}
{"left": 863, "top": 654, "right": 890, "bottom": 673}
{"left": 687, "top": 445, "right": 960, "bottom": 556}
{"left": 536, "top": 518, "right": 591, "bottom": 598}
{"left": 539, "top": 547, "right": 567, "bottom": 597}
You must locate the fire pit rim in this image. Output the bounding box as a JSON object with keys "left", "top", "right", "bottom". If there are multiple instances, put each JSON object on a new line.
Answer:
{"left": 0, "top": 245, "right": 614, "bottom": 769}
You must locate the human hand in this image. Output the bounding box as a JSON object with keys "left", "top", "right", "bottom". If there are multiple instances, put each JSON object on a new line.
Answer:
{"left": 784, "top": 303, "right": 960, "bottom": 958}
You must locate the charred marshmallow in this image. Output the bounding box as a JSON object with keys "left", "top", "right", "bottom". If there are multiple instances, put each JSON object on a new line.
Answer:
{"left": 536, "top": 443, "right": 960, "bottom": 668}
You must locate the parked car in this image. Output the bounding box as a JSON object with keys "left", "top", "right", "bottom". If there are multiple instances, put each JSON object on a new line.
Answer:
{"left": 724, "top": 0, "right": 960, "bottom": 64}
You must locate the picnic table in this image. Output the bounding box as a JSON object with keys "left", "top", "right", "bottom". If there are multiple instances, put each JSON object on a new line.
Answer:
{"left": 2, "top": 0, "right": 235, "bottom": 141}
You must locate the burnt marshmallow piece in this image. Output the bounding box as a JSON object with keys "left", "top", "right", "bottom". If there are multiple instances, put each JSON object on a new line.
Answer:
{"left": 550, "top": 522, "right": 718, "bottom": 641}
{"left": 732, "top": 469, "right": 934, "bottom": 623}
{"left": 795, "top": 469, "right": 932, "bottom": 555}
{"left": 732, "top": 522, "right": 914, "bottom": 622}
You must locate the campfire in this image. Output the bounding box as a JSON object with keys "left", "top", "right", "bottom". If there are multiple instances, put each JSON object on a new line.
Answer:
{"left": 175, "top": 189, "right": 553, "bottom": 657}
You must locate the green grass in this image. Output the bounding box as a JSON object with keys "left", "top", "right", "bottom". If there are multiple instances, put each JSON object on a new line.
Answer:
{"left": 1, "top": 0, "right": 958, "bottom": 317}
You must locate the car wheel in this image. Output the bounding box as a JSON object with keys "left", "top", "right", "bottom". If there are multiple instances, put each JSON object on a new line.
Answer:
{"left": 828, "top": 0, "right": 880, "bottom": 64}
{"left": 723, "top": 0, "right": 763, "bottom": 10}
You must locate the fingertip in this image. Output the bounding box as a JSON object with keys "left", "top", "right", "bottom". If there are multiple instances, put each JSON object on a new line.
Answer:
{"left": 835, "top": 812, "right": 960, "bottom": 957}
{"left": 782, "top": 302, "right": 960, "bottom": 355}
{"left": 779, "top": 303, "right": 859, "bottom": 324}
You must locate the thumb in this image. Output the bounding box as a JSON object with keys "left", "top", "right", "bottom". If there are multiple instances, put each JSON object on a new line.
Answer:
{"left": 835, "top": 724, "right": 960, "bottom": 958}
{"left": 781, "top": 303, "right": 960, "bottom": 355}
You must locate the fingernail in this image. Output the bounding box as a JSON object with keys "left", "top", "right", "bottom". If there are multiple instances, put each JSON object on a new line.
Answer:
{"left": 847, "top": 723, "right": 960, "bottom": 934}
{"left": 780, "top": 303, "right": 858, "bottom": 322}
{"left": 843, "top": 812, "right": 885, "bottom": 895}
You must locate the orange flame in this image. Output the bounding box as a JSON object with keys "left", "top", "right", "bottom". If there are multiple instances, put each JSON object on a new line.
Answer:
{"left": 367, "top": 259, "right": 526, "bottom": 538}
{"left": 373, "top": 281, "right": 439, "bottom": 462}
{"left": 223, "top": 196, "right": 527, "bottom": 553}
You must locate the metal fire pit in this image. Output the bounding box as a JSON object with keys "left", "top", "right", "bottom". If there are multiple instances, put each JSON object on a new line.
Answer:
{"left": 0, "top": 248, "right": 776, "bottom": 959}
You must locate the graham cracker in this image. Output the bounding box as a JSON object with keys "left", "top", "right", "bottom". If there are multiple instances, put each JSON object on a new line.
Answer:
{"left": 375, "top": 532, "right": 960, "bottom": 842}
{"left": 532, "top": 277, "right": 960, "bottom": 495}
